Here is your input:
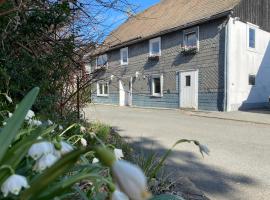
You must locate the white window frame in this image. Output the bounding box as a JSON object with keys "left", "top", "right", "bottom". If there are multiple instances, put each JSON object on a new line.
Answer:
{"left": 97, "top": 82, "right": 109, "bottom": 97}
{"left": 247, "top": 23, "right": 259, "bottom": 52}
{"left": 149, "top": 37, "right": 161, "bottom": 56}
{"left": 120, "top": 47, "right": 129, "bottom": 65}
{"left": 151, "top": 74, "right": 163, "bottom": 97}
{"left": 96, "top": 54, "right": 108, "bottom": 69}
{"left": 183, "top": 26, "right": 200, "bottom": 50}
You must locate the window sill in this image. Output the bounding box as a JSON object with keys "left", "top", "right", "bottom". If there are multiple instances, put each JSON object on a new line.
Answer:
{"left": 151, "top": 94, "right": 163, "bottom": 98}
{"left": 97, "top": 94, "right": 109, "bottom": 97}
{"left": 121, "top": 63, "right": 128, "bottom": 66}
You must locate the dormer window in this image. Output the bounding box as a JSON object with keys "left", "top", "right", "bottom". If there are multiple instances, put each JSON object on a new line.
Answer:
{"left": 120, "top": 47, "right": 128, "bottom": 65}
{"left": 149, "top": 37, "right": 161, "bottom": 57}
{"left": 96, "top": 54, "right": 108, "bottom": 69}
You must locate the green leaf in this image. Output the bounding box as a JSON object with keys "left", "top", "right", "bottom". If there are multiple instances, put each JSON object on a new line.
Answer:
{"left": 19, "top": 148, "right": 89, "bottom": 200}
{"left": 0, "top": 87, "right": 39, "bottom": 164}
{"left": 35, "top": 172, "right": 103, "bottom": 200}
{"left": 150, "top": 194, "right": 185, "bottom": 200}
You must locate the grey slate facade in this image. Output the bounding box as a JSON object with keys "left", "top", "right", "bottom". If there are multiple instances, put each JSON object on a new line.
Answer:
{"left": 92, "top": 18, "right": 227, "bottom": 111}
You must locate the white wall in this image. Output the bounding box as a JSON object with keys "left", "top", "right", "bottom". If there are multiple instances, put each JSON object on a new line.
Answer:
{"left": 227, "top": 18, "right": 270, "bottom": 111}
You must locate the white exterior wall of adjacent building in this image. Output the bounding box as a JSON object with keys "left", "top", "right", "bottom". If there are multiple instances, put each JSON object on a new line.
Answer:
{"left": 226, "top": 17, "right": 270, "bottom": 111}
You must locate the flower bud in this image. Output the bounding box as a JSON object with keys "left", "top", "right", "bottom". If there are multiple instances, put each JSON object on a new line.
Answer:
{"left": 112, "top": 160, "right": 151, "bottom": 200}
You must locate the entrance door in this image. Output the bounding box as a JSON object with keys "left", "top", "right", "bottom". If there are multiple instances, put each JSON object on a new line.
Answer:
{"left": 119, "top": 78, "right": 132, "bottom": 106}
{"left": 180, "top": 70, "right": 198, "bottom": 109}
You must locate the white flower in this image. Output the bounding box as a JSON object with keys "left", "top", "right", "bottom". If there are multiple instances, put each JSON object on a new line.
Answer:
{"left": 2, "top": 122, "right": 7, "bottom": 126}
{"left": 114, "top": 149, "right": 124, "bottom": 160}
{"left": 80, "top": 126, "right": 86, "bottom": 133}
{"left": 33, "top": 154, "right": 58, "bottom": 172}
{"left": 4, "top": 94, "right": 13, "bottom": 104}
{"left": 60, "top": 141, "right": 73, "bottom": 155}
{"left": 28, "top": 119, "right": 42, "bottom": 126}
{"left": 1, "top": 174, "right": 29, "bottom": 197}
{"left": 58, "top": 125, "right": 63, "bottom": 131}
{"left": 112, "top": 160, "right": 150, "bottom": 200}
{"left": 89, "top": 132, "right": 96, "bottom": 139}
{"left": 8, "top": 112, "right": 13, "bottom": 118}
{"left": 112, "top": 190, "right": 129, "bottom": 200}
{"left": 92, "top": 158, "right": 99, "bottom": 164}
{"left": 28, "top": 141, "right": 55, "bottom": 160}
{"left": 199, "top": 144, "right": 210, "bottom": 156}
{"left": 80, "top": 138, "right": 87, "bottom": 147}
{"left": 25, "top": 110, "right": 35, "bottom": 120}
{"left": 47, "top": 120, "right": 53, "bottom": 126}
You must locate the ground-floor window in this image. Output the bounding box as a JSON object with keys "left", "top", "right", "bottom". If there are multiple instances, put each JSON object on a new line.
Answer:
{"left": 151, "top": 74, "right": 163, "bottom": 97}
{"left": 97, "top": 82, "right": 109, "bottom": 96}
{"left": 248, "top": 74, "right": 256, "bottom": 86}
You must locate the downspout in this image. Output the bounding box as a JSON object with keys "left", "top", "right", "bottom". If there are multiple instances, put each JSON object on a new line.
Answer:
{"left": 224, "top": 16, "right": 231, "bottom": 112}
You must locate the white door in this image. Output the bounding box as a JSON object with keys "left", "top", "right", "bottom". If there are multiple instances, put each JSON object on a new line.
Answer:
{"left": 180, "top": 70, "right": 198, "bottom": 109}
{"left": 119, "top": 78, "right": 132, "bottom": 106}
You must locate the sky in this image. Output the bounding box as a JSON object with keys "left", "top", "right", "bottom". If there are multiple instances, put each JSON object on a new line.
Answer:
{"left": 104, "top": 0, "right": 160, "bottom": 33}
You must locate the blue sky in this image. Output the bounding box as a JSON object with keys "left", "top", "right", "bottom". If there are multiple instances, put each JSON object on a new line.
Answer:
{"left": 103, "top": 0, "right": 160, "bottom": 33}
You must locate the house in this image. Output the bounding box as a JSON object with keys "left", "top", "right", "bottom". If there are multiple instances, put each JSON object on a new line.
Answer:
{"left": 90, "top": 0, "right": 270, "bottom": 111}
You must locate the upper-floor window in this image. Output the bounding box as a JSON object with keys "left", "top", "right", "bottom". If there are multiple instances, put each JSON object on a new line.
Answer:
{"left": 96, "top": 54, "right": 108, "bottom": 69}
{"left": 151, "top": 74, "right": 163, "bottom": 97}
{"left": 85, "top": 64, "right": 91, "bottom": 75}
{"left": 185, "top": 32, "right": 197, "bottom": 48}
{"left": 149, "top": 37, "right": 161, "bottom": 56}
{"left": 97, "top": 82, "right": 109, "bottom": 96}
{"left": 183, "top": 27, "right": 199, "bottom": 50}
{"left": 120, "top": 47, "right": 128, "bottom": 65}
{"left": 249, "top": 27, "right": 256, "bottom": 49}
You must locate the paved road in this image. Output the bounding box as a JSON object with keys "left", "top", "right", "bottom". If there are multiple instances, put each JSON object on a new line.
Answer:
{"left": 85, "top": 105, "right": 270, "bottom": 200}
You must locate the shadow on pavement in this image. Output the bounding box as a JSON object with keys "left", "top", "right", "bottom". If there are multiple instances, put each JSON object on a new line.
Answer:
{"left": 111, "top": 129, "right": 259, "bottom": 199}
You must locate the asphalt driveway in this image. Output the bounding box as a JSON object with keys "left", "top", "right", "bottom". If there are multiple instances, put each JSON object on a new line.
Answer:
{"left": 84, "top": 105, "right": 270, "bottom": 200}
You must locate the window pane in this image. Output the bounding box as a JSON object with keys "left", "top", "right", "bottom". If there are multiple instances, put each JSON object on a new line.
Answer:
{"left": 154, "top": 78, "right": 161, "bottom": 94}
{"left": 151, "top": 41, "right": 160, "bottom": 54}
{"left": 122, "top": 50, "right": 128, "bottom": 63}
{"left": 249, "top": 75, "right": 256, "bottom": 85}
{"left": 98, "top": 84, "right": 103, "bottom": 94}
{"left": 186, "top": 75, "right": 191, "bottom": 86}
{"left": 97, "top": 55, "right": 107, "bottom": 66}
{"left": 249, "top": 28, "right": 255, "bottom": 48}
{"left": 104, "top": 83, "right": 108, "bottom": 94}
{"left": 186, "top": 33, "right": 197, "bottom": 47}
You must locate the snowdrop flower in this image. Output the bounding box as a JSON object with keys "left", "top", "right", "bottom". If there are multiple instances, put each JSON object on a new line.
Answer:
{"left": 28, "top": 119, "right": 42, "bottom": 126}
{"left": 114, "top": 149, "right": 124, "bottom": 160}
{"left": 58, "top": 125, "right": 63, "bottom": 131}
{"left": 59, "top": 141, "right": 73, "bottom": 155}
{"left": 4, "top": 94, "right": 13, "bottom": 104}
{"left": 25, "top": 110, "right": 35, "bottom": 120}
{"left": 80, "top": 126, "right": 86, "bottom": 133}
{"left": 112, "top": 160, "right": 151, "bottom": 200}
{"left": 33, "top": 154, "right": 58, "bottom": 172}
{"left": 89, "top": 132, "right": 96, "bottom": 139}
{"left": 2, "top": 122, "right": 7, "bottom": 126}
{"left": 1, "top": 174, "right": 29, "bottom": 197}
{"left": 28, "top": 141, "right": 55, "bottom": 160}
{"left": 92, "top": 158, "right": 99, "bottom": 164}
{"left": 198, "top": 144, "right": 210, "bottom": 156}
{"left": 112, "top": 190, "right": 129, "bottom": 200}
{"left": 8, "top": 112, "right": 12, "bottom": 118}
{"left": 80, "top": 138, "right": 87, "bottom": 147}
{"left": 47, "top": 120, "right": 53, "bottom": 126}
